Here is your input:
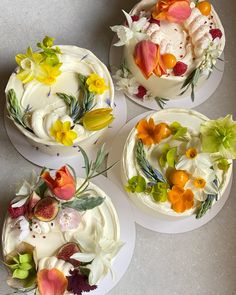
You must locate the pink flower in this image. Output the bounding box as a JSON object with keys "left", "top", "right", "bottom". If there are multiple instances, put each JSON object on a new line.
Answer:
{"left": 58, "top": 208, "right": 82, "bottom": 231}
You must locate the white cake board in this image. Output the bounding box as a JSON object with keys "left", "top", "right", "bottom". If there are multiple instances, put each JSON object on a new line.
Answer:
{"left": 4, "top": 90, "right": 127, "bottom": 173}
{"left": 1, "top": 174, "right": 136, "bottom": 295}
{"left": 107, "top": 112, "right": 233, "bottom": 233}
{"left": 109, "top": 36, "right": 225, "bottom": 110}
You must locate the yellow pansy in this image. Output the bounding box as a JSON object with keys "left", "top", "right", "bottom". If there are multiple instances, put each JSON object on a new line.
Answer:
{"left": 36, "top": 63, "right": 62, "bottom": 85}
{"left": 82, "top": 108, "right": 114, "bottom": 131}
{"left": 86, "top": 73, "right": 108, "bottom": 95}
{"left": 50, "top": 120, "right": 77, "bottom": 146}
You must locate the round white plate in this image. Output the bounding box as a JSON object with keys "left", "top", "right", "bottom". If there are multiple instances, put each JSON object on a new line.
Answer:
{"left": 4, "top": 90, "right": 127, "bottom": 173}
{"left": 2, "top": 174, "right": 136, "bottom": 295}
{"left": 109, "top": 36, "right": 225, "bottom": 110}
{"left": 107, "top": 111, "right": 233, "bottom": 233}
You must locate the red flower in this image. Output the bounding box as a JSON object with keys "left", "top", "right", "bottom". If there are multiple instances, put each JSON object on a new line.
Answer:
{"left": 41, "top": 166, "right": 76, "bottom": 201}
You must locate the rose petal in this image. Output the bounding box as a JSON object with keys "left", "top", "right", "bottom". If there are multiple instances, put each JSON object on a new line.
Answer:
{"left": 167, "top": 1, "right": 191, "bottom": 23}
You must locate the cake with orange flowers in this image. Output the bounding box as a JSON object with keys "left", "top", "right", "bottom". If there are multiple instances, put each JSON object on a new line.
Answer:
{"left": 111, "top": 0, "right": 225, "bottom": 106}
{"left": 5, "top": 36, "right": 114, "bottom": 156}
{"left": 122, "top": 109, "right": 235, "bottom": 218}
{"left": 2, "top": 148, "right": 123, "bottom": 294}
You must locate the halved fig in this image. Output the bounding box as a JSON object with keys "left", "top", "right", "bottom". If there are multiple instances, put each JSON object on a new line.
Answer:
{"left": 34, "top": 197, "right": 59, "bottom": 222}
{"left": 57, "top": 242, "right": 80, "bottom": 266}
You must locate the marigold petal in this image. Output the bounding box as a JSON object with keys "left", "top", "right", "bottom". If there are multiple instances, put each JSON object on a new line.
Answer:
{"left": 172, "top": 200, "right": 186, "bottom": 213}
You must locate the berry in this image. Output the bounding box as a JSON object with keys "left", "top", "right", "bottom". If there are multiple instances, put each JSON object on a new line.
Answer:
{"left": 131, "top": 15, "right": 140, "bottom": 22}
{"left": 210, "top": 28, "right": 222, "bottom": 40}
{"left": 8, "top": 203, "right": 26, "bottom": 219}
{"left": 173, "top": 62, "right": 188, "bottom": 76}
{"left": 162, "top": 54, "right": 177, "bottom": 69}
{"left": 136, "top": 86, "right": 147, "bottom": 99}
{"left": 149, "top": 17, "right": 160, "bottom": 26}
{"left": 169, "top": 170, "right": 189, "bottom": 188}
{"left": 197, "top": 1, "right": 211, "bottom": 16}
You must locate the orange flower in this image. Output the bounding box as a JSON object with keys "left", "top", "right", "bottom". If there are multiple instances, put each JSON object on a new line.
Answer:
{"left": 152, "top": 0, "right": 191, "bottom": 23}
{"left": 41, "top": 166, "right": 76, "bottom": 201}
{"left": 168, "top": 185, "right": 194, "bottom": 213}
{"left": 37, "top": 268, "right": 68, "bottom": 295}
{"left": 136, "top": 118, "right": 171, "bottom": 146}
{"left": 134, "top": 40, "right": 166, "bottom": 79}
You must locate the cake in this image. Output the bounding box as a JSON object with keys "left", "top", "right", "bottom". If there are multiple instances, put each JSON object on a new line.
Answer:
{"left": 2, "top": 147, "right": 122, "bottom": 294}
{"left": 5, "top": 36, "right": 114, "bottom": 156}
{"left": 111, "top": 0, "right": 225, "bottom": 106}
{"left": 122, "top": 109, "right": 235, "bottom": 218}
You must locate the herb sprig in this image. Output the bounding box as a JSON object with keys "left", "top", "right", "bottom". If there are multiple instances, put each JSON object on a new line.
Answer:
{"left": 180, "top": 68, "right": 201, "bottom": 102}
{"left": 154, "top": 97, "right": 169, "bottom": 109}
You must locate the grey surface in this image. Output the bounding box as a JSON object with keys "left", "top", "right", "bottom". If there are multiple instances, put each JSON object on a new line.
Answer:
{"left": 0, "top": 0, "right": 236, "bottom": 294}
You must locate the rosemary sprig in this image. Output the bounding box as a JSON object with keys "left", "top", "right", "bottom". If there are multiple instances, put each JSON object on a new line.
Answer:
{"left": 7, "top": 89, "right": 33, "bottom": 132}
{"left": 196, "top": 194, "right": 216, "bottom": 219}
{"left": 179, "top": 67, "right": 201, "bottom": 102}
{"left": 135, "top": 140, "right": 166, "bottom": 183}
{"left": 154, "top": 97, "right": 169, "bottom": 109}
{"left": 56, "top": 74, "right": 95, "bottom": 123}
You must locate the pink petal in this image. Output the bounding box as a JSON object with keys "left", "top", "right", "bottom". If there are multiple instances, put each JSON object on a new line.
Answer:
{"left": 167, "top": 1, "right": 191, "bottom": 23}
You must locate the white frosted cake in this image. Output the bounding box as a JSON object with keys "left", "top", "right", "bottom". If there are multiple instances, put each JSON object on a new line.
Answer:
{"left": 111, "top": 0, "right": 225, "bottom": 106}
{"left": 5, "top": 36, "right": 114, "bottom": 156}
{"left": 2, "top": 148, "right": 122, "bottom": 294}
{"left": 122, "top": 109, "right": 234, "bottom": 218}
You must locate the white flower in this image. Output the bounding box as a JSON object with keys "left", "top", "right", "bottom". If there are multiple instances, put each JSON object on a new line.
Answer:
{"left": 111, "top": 10, "right": 148, "bottom": 46}
{"left": 71, "top": 224, "right": 123, "bottom": 285}
{"left": 12, "top": 216, "right": 30, "bottom": 242}
{"left": 185, "top": 170, "right": 218, "bottom": 201}
{"left": 114, "top": 69, "right": 139, "bottom": 95}
{"left": 57, "top": 208, "right": 82, "bottom": 232}
{"left": 176, "top": 137, "right": 212, "bottom": 174}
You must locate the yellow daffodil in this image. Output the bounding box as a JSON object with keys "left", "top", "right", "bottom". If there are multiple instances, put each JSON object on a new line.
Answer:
{"left": 82, "top": 108, "right": 114, "bottom": 131}
{"left": 86, "top": 73, "right": 108, "bottom": 95}
{"left": 15, "top": 47, "right": 44, "bottom": 84}
{"left": 36, "top": 63, "right": 62, "bottom": 85}
{"left": 50, "top": 120, "right": 77, "bottom": 146}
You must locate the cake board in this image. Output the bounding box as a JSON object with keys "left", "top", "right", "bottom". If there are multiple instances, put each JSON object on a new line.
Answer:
{"left": 109, "top": 36, "right": 225, "bottom": 110}
{"left": 107, "top": 112, "right": 233, "bottom": 233}
{"left": 4, "top": 90, "right": 127, "bottom": 174}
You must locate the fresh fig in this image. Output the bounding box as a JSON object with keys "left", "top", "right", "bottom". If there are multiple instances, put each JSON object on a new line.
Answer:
{"left": 57, "top": 242, "right": 80, "bottom": 266}
{"left": 34, "top": 197, "right": 59, "bottom": 222}
{"left": 26, "top": 191, "right": 41, "bottom": 220}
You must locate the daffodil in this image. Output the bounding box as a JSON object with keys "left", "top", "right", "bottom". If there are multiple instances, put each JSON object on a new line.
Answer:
{"left": 185, "top": 170, "right": 218, "bottom": 202}
{"left": 50, "top": 120, "right": 77, "bottom": 146}
{"left": 15, "top": 47, "right": 44, "bottom": 84}
{"left": 36, "top": 63, "right": 62, "bottom": 85}
{"left": 82, "top": 108, "right": 114, "bottom": 131}
{"left": 200, "top": 115, "right": 236, "bottom": 159}
{"left": 176, "top": 137, "right": 212, "bottom": 174}
{"left": 86, "top": 73, "right": 108, "bottom": 95}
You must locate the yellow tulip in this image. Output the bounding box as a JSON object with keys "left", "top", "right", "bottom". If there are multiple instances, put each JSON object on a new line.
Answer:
{"left": 82, "top": 108, "right": 114, "bottom": 131}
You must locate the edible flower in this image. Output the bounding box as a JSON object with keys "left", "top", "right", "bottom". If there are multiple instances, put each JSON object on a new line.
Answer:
{"left": 50, "top": 120, "right": 77, "bottom": 146}
{"left": 86, "top": 73, "right": 108, "bottom": 95}
{"left": 41, "top": 166, "right": 76, "bottom": 201}
{"left": 134, "top": 40, "right": 166, "bottom": 79}
{"left": 37, "top": 268, "right": 68, "bottom": 295}
{"left": 37, "top": 63, "right": 62, "bottom": 85}
{"left": 200, "top": 115, "right": 236, "bottom": 159}
{"left": 136, "top": 118, "right": 171, "bottom": 146}
{"left": 168, "top": 185, "right": 194, "bottom": 213}
{"left": 57, "top": 208, "right": 82, "bottom": 231}
{"left": 82, "top": 108, "right": 114, "bottom": 131}
{"left": 152, "top": 0, "right": 191, "bottom": 24}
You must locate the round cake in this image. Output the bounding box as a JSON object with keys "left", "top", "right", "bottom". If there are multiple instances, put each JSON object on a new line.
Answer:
{"left": 2, "top": 158, "right": 122, "bottom": 293}
{"left": 5, "top": 36, "right": 114, "bottom": 156}
{"left": 111, "top": 0, "right": 225, "bottom": 105}
{"left": 122, "top": 109, "right": 234, "bottom": 218}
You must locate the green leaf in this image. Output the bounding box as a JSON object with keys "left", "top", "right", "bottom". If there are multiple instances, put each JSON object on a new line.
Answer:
{"left": 92, "top": 144, "right": 106, "bottom": 172}
{"left": 170, "top": 122, "right": 187, "bottom": 139}
{"left": 217, "top": 158, "right": 231, "bottom": 171}
{"left": 166, "top": 147, "right": 177, "bottom": 168}
{"left": 196, "top": 195, "right": 215, "bottom": 219}
{"left": 78, "top": 146, "right": 91, "bottom": 177}
{"left": 151, "top": 182, "right": 169, "bottom": 202}
{"left": 6, "top": 263, "right": 19, "bottom": 270}
{"left": 19, "top": 263, "right": 33, "bottom": 271}
{"left": 12, "top": 269, "right": 29, "bottom": 280}
{"left": 126, "top": 175, "right": 146, "bottom": 193}
{"left": 63, "top": 196, "right": 105, "bottom": 211}
{"left": 154, "top": 97, "right": 169, "bottom": 109}
{"left": 19, "top": 254, "right": 32, "bottom": 264}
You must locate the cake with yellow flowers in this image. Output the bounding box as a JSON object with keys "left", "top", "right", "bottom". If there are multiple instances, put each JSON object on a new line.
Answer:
{"left": 111, "top": 0, "right": 225, "bottom": 106}
{"left": 5, "top": 36, "right": 114, "bottom": 156}
{"left": 2, "top": 147, "right": 122, "bottom": 294}
{"left": 122, "top": 109, "right": 234, "bottom": 218}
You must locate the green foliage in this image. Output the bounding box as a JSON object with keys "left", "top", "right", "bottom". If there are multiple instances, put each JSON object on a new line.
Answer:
{"left": 159, "top": 144, "right": 177, "bottom": 168}
{"left": 169, "top": 121, "right": 188, "bottom": 140}
{"left": 63, "top": 195, "right": 105, "bottom": 211}
{"left": 154, "top": 97, "right": 169, "bottom": 109}
{"left": 151, "top": 182, "right": 169, "bottom": 202}
{"left": 37, "top": 36, "right": 61, "bottom": 66}
{"left": 126, "top": 175, "right": 147, "bottom": 193}
{"left": 180, "top": 68, "right": 201, "bottom": 102}
{"left": 196, "top": 194, "right": 215, "bottom": 219}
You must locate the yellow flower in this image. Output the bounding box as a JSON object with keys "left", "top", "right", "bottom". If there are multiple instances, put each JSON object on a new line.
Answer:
{"left": 50, "top": 120, "right": 77, "bottom": 146}
{"left": 15, "top": 47, "right": 44, "bottom": 84}
{"left": 86, "top": 73, "right": 108, "bottom": 95}
{"left": 82, "top": 108, "right": 114, "bottom": 131}
{"left": 36, "top": 63, "right": 62, "bottom": 85}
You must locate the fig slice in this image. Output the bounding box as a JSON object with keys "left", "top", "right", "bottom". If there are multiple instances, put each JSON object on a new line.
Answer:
{"left": 26, "top": 191, "right": 41, "bottom": 220}
{"left": 34, "top": 197, "right": 59, "bottom": 222}
{"left": 57, "top": 242, "right": 80, "bottom": 266}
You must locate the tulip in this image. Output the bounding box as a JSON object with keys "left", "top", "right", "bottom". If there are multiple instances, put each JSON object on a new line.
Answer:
{"left": 41, "top": 166, "right": 76, "bottom": 201}
{"left": 82, "top": 108, "right": 114, "bottom": 131}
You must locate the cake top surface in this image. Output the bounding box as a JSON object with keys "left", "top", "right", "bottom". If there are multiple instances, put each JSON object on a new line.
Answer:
{"left": 122, "top": 109, "right": 235, "bottom": 217}
{"left": 5, "top": 36, "right": 115, "bottom": 147}
{"left": 2, "top": 146, "right": 122, "bottom": 294}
